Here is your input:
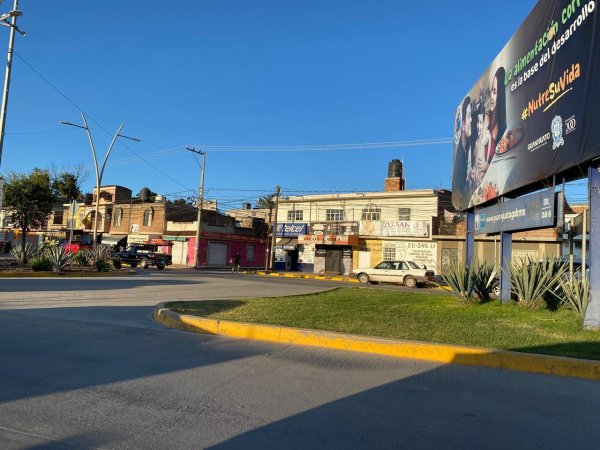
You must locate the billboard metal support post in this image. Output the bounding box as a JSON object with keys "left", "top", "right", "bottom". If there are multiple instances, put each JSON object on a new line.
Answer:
{"left": 500, "top": 231, "right": 512, "bottom": 304}
{"left": 584, "top": 166, "right": 600, "bottom": 329}
{"left": 465, "top": 211, "right": 474, "bottom": 266}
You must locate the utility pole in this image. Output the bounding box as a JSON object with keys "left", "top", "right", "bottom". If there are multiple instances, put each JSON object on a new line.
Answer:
{"left": 269, "top": 185, "right": 281, "bottom": 271}
{"left": 61, "top": 113, "right": 140, "bottom": 250}
{"left": 187, "top": 147, "right": 205, "bottom": 268}
{"left": 0, "top": 0, "right": 25, "bottom": 167}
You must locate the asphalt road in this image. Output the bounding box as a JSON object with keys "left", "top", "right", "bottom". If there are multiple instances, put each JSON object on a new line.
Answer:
{"left": 0, "top": 271, "right": 599, "bottom": 449}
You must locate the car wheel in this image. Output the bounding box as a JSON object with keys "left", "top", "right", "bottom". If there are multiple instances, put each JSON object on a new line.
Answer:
{"left": 404, "top": 276, "right": 417, "bottom": 288}
{"left": 140, "top": 258, "right": 149, "bottom": 269}
{"left": 358, "top": 273, "right": 370, "bottom": 284}
{"left": 492, "top": 281, "right": 501, "bottom": 297}
{"left": 156, "top": 263, "right": 165, "bottom": 270}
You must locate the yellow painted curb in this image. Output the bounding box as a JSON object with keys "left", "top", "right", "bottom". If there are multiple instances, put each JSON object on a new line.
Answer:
{"left": 154, "top": 304, "right": 600, "bottom": 381}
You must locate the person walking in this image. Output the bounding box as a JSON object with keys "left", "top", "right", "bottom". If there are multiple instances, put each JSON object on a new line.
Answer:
{"left": 232, "top": 252, "right": 241, "bottom": 273}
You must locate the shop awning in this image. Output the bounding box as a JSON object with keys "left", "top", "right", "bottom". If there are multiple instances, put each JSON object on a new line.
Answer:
{"left": 101, "top": 234, "right": 128, "bottom": 246}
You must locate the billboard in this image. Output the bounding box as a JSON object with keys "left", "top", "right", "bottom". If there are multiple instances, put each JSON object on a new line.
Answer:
{"left": 473, "top": 188, "right": 557, "bottom": 235}
{"left": 452, "top": 0, "right": 600, "bottom": 211}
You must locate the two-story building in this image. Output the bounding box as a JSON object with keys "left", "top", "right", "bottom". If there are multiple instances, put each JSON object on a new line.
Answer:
{"left": 274, "top": 161, "right": 451, "bottom": 275}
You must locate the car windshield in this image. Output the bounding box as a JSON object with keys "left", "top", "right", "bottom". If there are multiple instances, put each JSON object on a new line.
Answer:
{"left": 406, "top": 261, "right": 420, "bottom": 269}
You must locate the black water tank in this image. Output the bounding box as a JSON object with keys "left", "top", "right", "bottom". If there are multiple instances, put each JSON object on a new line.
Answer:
{"left": 388, "top": 159, "right": 403, "bottom": 178}
{"left": 139, "top": 187, "right": 151, "bottom": 202}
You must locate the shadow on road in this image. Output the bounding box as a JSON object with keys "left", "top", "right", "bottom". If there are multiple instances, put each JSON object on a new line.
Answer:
{"left": 0, "top": 278, "right": 199, "bottom": 292}
{"left": 1, "top": 302, "right": 599, "bottom": 449}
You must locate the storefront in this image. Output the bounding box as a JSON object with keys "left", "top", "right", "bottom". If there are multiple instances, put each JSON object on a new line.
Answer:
{"left": 274, "top": 223, "right": 308, "bottom": 271}
{"left": 298, "top": 234, "right": 359, "bottom": 275}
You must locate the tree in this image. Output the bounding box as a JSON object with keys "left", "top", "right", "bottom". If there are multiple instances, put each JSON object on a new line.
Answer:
{"left": 255, "top": 195, "right": 275, "bottom": 210}
{"left": 3, "top": 168, "right": 57, "bottom": 262}
{"left": 50, "top": 164, "right": 88, "bottom": 200}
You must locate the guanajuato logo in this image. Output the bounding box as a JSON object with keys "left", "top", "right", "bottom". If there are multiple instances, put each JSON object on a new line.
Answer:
{"left": 551, "top": 115, "right": 564, "bottom": 149}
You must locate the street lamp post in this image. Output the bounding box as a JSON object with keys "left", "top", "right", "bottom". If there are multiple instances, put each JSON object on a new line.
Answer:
{"left": 61, "top": 113, "right": 140, "bottom": 249}
{"left": 0, "top": 0, "right": 26, "bottom": 168}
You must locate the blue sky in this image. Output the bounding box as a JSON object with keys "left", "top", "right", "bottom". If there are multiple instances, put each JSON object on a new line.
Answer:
{"left": 5, "top": 0, "right": 585, "bottom": 211}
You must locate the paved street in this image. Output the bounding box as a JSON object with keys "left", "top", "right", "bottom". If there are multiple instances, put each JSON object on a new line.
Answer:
{"left": 1, "top": 271, "right": 599, "bottom": 449}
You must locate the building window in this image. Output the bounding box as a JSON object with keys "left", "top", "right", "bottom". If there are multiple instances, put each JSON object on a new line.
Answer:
{"left": 287, "top": 209, "right": 303, "bottom": 221}
{"left": 398, "top": 208, "right": 411, "bottom": 220}
{"left": 114, "top": 208, "right": 123, "bottom": 227}
{"left": 143, "top": 207, "right": 153, "bottom": 226}
{"left": 361, "top": 207, "right": 381, "bottom": 221}
{"left": 383, "top": 244, "right": 396, "bottom": 261}
{"left": 326, "top": 209, "right": 344, "bottom": 221}
{"left": 247, "top": 244, "right": 255, "bottom": 261}
{"left": 52, "top": 210, "right": 64, "bottom": 225}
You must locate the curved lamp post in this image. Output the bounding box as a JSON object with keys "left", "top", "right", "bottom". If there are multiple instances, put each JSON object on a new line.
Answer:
{"left": 61, "top": 112, "right": 140, "bottom": 249}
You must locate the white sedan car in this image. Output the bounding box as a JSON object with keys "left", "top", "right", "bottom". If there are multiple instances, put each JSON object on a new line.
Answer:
{"left": 351, "top": 260, "right": 436, "bottom": 288}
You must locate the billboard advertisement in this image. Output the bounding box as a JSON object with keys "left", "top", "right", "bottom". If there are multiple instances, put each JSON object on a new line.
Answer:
{"left": 452, "top": 0, "right": 600, "bottom": 211}
{"left": 473, "top": 188, "right": 557, "bottom": 235}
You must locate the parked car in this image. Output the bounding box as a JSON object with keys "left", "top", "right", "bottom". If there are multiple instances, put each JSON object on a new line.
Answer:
{"left": 351, "top": 260, "right": 436, "bottom": 288}
{"left": 113, "top": 243, "right": 172, "bottom": 270}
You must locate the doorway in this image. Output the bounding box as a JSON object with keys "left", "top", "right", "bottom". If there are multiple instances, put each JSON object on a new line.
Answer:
{"left": 325, "top": 249, "right": 342, "bottom": 274}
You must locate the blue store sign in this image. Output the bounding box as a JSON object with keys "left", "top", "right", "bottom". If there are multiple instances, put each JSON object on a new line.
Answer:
{"left": 276, "top": 223, "right": 307, "bottom": 237}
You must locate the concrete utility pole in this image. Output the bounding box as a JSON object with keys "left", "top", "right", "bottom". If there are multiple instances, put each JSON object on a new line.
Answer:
{"left": 61, "top": 113, "right": 140, "bottom": 250}
{"left": 187, "top": 147, "right": 205, "bottom": 268}
{"left": 0, "top": 0, "right": 25, "bottom": 168}
{"left": 269, "top": 185, "right": 281, "bottom": 271}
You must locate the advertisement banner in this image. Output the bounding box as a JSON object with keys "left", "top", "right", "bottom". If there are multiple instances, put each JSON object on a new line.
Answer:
{"left": 359, "top": 220, "right": 429, "bottom": 237}
{"left": 452, "top": 0, "right": 600, "bottom": 211}
{"left": 275, "top": 223, "right": 307, "bottom": 237}
{"left": 474, "top": 188, "right": 557, "bottom": 235}
{"left": 386, "top": 241, "right": 438, "bottom": 269}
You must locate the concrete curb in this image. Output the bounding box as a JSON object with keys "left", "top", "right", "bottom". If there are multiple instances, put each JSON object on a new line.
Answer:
{"left": 154, "top": 303, "right": 600, "bottom": 381}
{"left": 249, "top": 271, "right": 359, "bottom": 283}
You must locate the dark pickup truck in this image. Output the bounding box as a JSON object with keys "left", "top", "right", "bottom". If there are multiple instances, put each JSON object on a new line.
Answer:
{"left": 114, "top": 243, "right": 172, "bottom": 270}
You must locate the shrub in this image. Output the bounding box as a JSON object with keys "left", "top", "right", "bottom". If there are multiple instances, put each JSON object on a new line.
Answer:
{"left": 46, "top": 246, "right": 73, "bottom": 272}
{"left": 552, "top": 277, "right": 589, "bottom": 317}
{"left": 29, "top": 255, "right": 53, "bottom": 271}
{"left": 10, "top": 242, "right": 38, "bottom": 264}
{"left": 73, "top": 249, "right": 93, "bottom": 266}
{"left": 441, "top": 261, "right": 475, "bottom": 303}
{"left": 507, "top": 258, "right": 567, "bottom": 309}
{"left": 95, "top": 256, "right": 113, "bottom": 272}
{"left": 470, "top": 261, "right": 498, "bottom": 302}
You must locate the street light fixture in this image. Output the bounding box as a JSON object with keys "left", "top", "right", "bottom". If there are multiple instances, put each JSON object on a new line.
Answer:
{"left": 61, "top": 112, "right": 140, "bottom": 249}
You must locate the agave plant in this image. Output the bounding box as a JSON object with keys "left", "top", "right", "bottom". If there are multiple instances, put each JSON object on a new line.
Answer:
{"left": 46, "top": 246, "right": 73, "bottom": 272}
{"left": 10, "top": 242, "right": 38, "bottom": 264}
{"left": 507, "top": 258, "right": 567, "bottom": 309}
{"left": 73, "top": 249, "right": 93, "bottom": 266}
{"left": 470, "top": 261, "right": 498, "bottom": 302}
{"left": 552, "top": 276, "right": 589, "bottom": 318}
{"left": 440, "top": 261, "right": 475, "bottom": 303}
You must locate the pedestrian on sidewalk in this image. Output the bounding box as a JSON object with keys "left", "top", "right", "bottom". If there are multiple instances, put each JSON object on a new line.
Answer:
{"left": 232, "top": 252, "right": 241, "bottom": 272}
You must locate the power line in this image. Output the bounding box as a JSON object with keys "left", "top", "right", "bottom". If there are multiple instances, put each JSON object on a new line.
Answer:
{"left": 13, "top": 51, "right": 194, "bottom": 193}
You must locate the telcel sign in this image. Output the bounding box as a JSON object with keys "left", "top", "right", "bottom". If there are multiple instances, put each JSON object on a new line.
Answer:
{"left": 276, "top": 223, "right": 307, "bottom": 237}
{"left": 474, "top": 188, "right": 557, "bottom": 235}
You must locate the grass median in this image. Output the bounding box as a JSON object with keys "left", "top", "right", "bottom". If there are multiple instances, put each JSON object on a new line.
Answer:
{"left": 167, "top": 287, "right": 600, "bottom": 361}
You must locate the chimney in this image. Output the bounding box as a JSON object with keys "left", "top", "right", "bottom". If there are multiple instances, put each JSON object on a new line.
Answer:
{"left": 384, "top": 159, "right": 406, "bottom": 191}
